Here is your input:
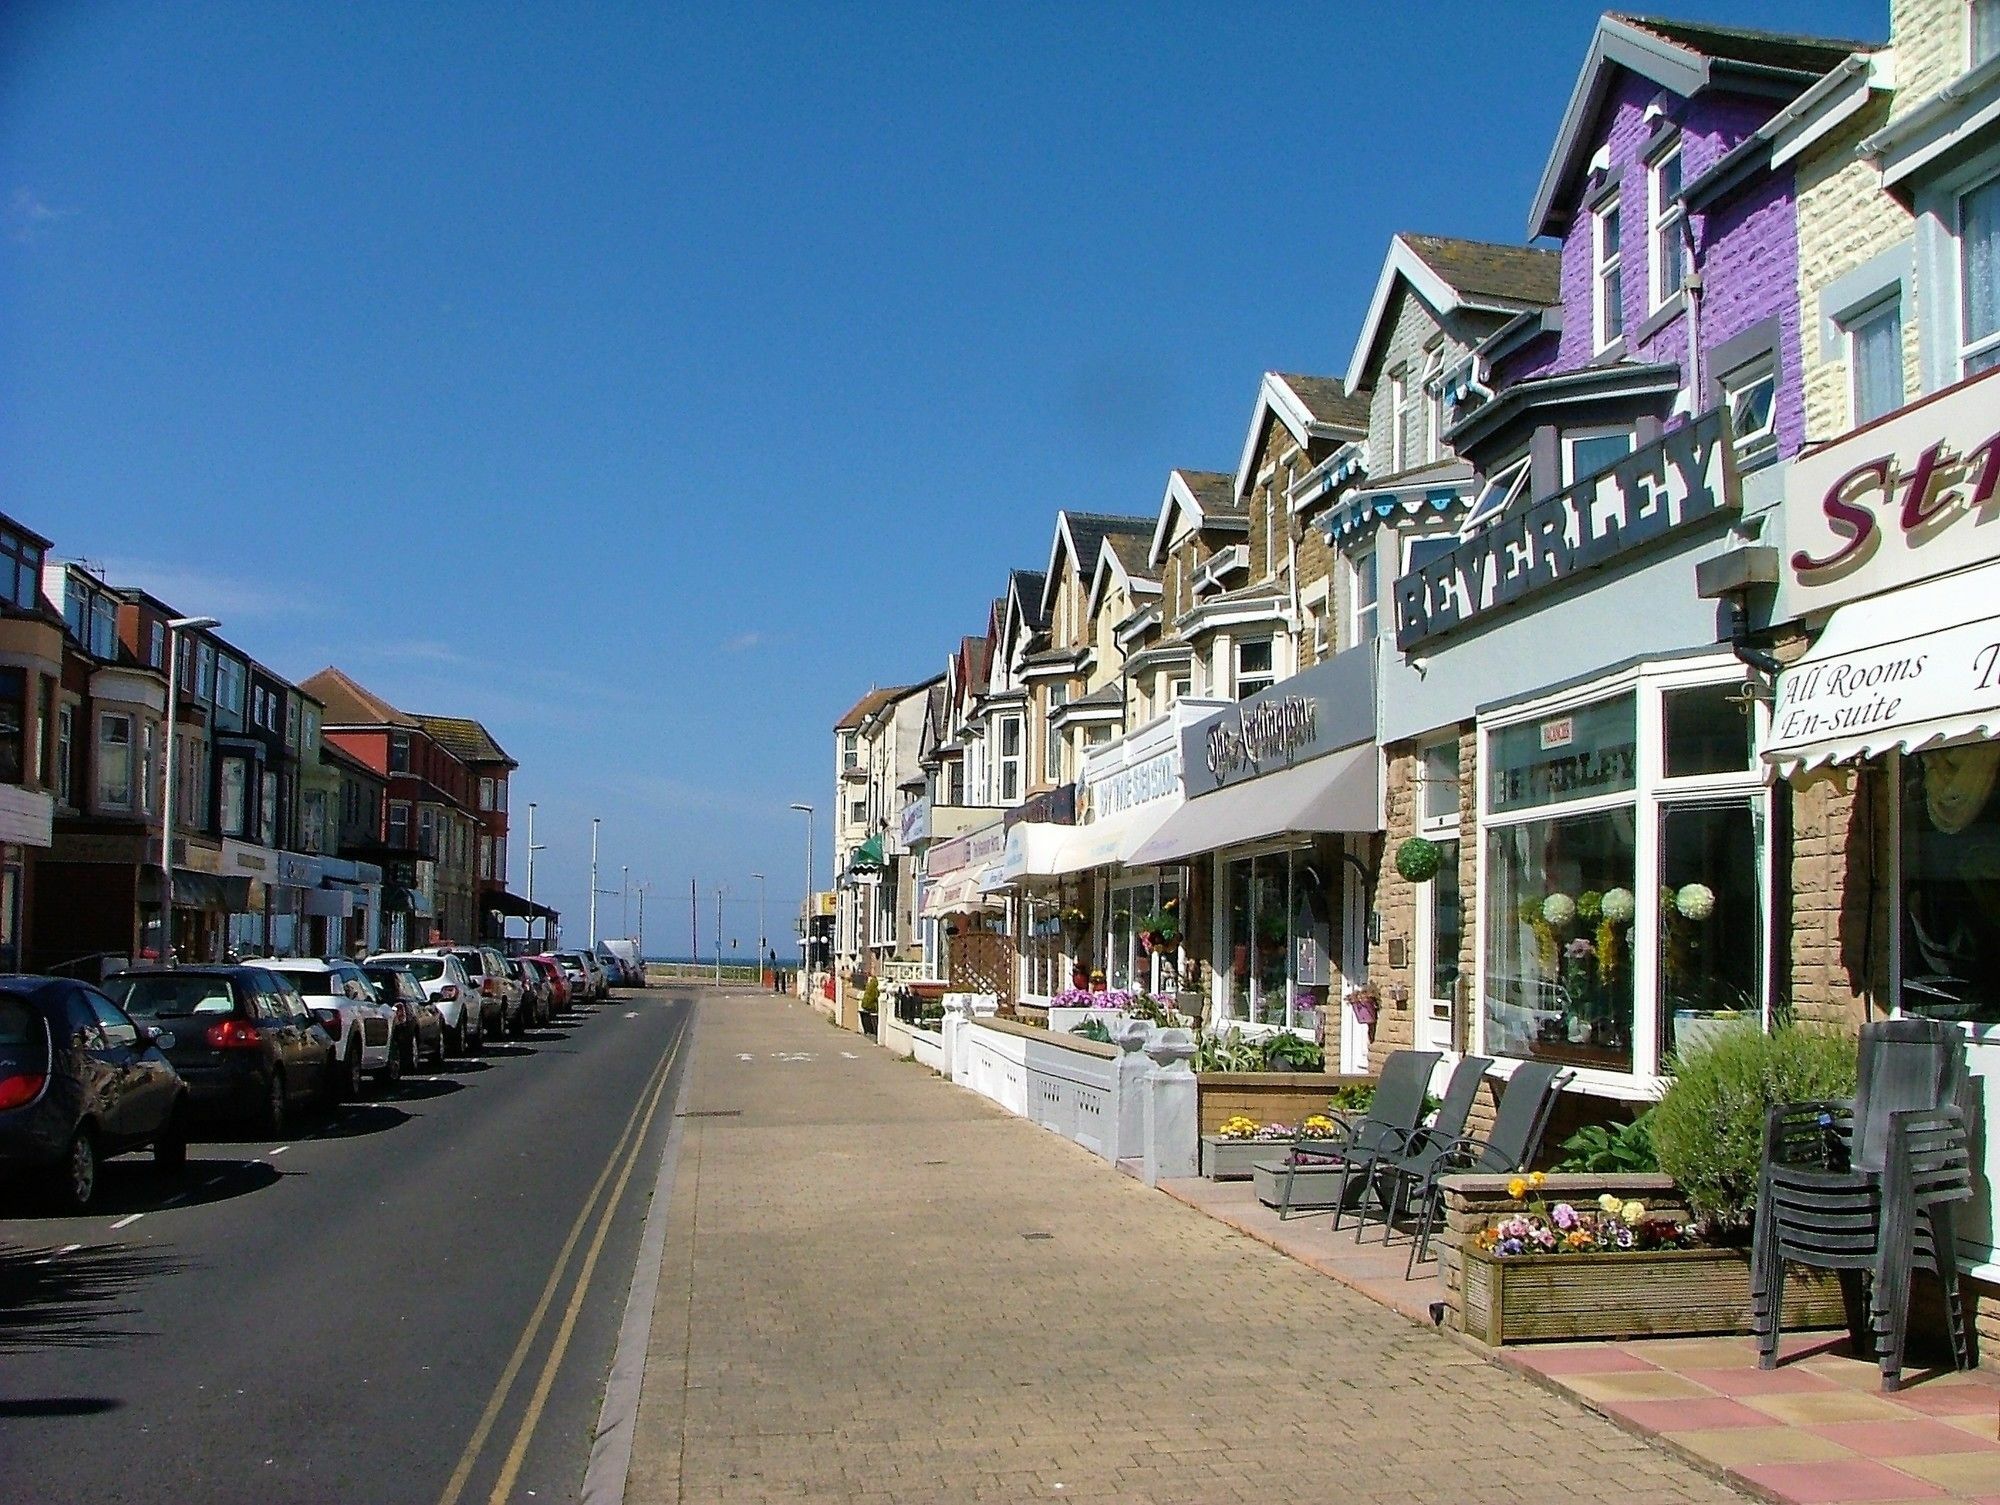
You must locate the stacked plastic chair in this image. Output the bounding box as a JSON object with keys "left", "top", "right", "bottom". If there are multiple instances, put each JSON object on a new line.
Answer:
{"left": 1751, "top": 1017, "right": 1975, "bottom": 1391}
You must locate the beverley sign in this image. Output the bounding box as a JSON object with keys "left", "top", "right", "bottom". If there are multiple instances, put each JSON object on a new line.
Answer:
{"left": 1395, "top": 406, "right": 1737, "bottom": 649}
{"left": 1776, "top": 367, "right": 2000, "bottom": 620}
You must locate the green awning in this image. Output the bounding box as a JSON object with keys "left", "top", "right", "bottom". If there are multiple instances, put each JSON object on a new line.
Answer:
{"left": 850, "top": 834, "right": 885, "bottom": 873}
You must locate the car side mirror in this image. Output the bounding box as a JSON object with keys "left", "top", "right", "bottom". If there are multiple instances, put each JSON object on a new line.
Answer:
{"left": 140, "top": 1024, "right": 175, "bottom": 1050}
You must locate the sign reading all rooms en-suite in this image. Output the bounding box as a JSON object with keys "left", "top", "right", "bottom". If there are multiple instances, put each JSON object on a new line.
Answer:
{"left": 1395, "top": 406, "right": 1737, "bottom": 649}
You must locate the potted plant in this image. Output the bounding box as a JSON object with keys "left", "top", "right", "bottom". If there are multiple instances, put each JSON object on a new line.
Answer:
{"left": 1059, "top": 904, "right": 1090, "bottom": 949}
{"left": 1137, "top": 899, "right": 1182, "bottom": 954}
{"left": 1347, "top": 981, "right": 1380, "bottom": 1028}
{"left": 1202, "top": 1112, "right": 1340, "bottom": 1178}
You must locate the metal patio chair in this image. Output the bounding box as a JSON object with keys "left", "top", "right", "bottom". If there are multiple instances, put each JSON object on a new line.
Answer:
{"left": 1272, "top": 1048, "right": 1440, "bottom": 1223}
{"left": 1346, "top": 1054, "right": 1493, "bottom": 1244}
{"left": 1751, "top": 1017, "right": 1975, "bottom": 1390}
{"left": 1399, "top": 1061, "right": 1571, "bottom": 1279}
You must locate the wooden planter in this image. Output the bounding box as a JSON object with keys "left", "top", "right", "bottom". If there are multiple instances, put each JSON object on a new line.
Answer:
{"left": 1201, "top": 1136, "right": 1293, "bottom": 1179}
{"left": 1460, "top": 1243, "right": 1847, "bottom": 1346}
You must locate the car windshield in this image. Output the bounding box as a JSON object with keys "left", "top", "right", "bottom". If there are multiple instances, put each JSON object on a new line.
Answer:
{"left": 394, "top": 958, "right": 446, "bottom": 982}
{"left": 280, "top": 972, "right": 337, "bottom": 996}
{"left": 451, "top": 952, "right": 485, "bottom": 975}
{"left": 106, "top": 974, "right": 239, "bottom": 1018}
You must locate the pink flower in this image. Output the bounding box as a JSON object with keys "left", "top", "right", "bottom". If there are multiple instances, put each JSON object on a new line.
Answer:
{"left": 1551, "top": 1202, "right": 1577, "bottom": 1230}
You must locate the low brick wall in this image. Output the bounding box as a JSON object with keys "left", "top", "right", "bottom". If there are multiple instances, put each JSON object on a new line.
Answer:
{"left": 1196, "top": 1072, "right": 1372, "bottom": 1134}
{"left": 1436, "top": 1173, "right": 1686, "bottom": 1335}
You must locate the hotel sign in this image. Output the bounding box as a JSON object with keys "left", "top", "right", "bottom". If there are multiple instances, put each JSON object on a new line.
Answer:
{"left": 1085, "top": 748, "right": 1179, "bottom": 818}
{"left": 1395, "top": 407, "right": 1737, "bottom": 649}
{"left": 1777, "top": 368, "right": 2000, "bottom": 620}
{"left": 1181, "top": 645, "right": 1374, "bottom": 797}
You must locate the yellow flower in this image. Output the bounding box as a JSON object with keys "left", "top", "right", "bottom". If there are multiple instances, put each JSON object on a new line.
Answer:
{"left": 1597, "top": 1193, "right": 1622, "bottom": 1214}
{"left": 1621, "top": 1200, "right": 1647, "bottom": 1226}
{"left": 1507, "top": 1177, "right": 1529, "bottom": 1200}
{"left": 1529, "top": 1170, "right": 1547, "bottom": 1188}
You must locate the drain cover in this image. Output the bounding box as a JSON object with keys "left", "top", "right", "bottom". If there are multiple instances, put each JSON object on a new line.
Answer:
{"left": 1021, "top": 1231, "right": 1054, "bottom": 1241}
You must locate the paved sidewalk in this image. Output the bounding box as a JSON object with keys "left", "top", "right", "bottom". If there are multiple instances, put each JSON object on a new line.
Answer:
{"left": 624, "top": 995, "right": 1742, "bottom": 1503}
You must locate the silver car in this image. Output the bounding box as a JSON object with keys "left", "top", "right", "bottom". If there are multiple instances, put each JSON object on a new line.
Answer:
{"left": 367, "top": 951, "right": 483, "bottom": 1055}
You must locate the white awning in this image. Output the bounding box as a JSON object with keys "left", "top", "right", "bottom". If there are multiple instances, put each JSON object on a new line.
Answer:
{"left": 1764, "top": 559, "right": 2000, "bottom": 778}
{"left": 986, "top": 823, "right": 1072, "bottom": 889}
{"left": 922, "top": 865, "right": 1004, "bottom": 917}
{"left": 1050, "top": 801, "right": 1180, "bottom": 875}
{"left": 1125, "top": 741, "right": 1380, "bottom": 866}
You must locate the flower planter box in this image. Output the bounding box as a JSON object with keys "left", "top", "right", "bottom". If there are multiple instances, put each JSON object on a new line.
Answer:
{"left": 1201, "top": 1136, "right": 1291, "bottom": 1180}
{"left": 1459, "top": 1243, "right": 1847, "bottom": 1346}
{"left": 1251, "top": 1157, "right": 1353, "bottom": 1211}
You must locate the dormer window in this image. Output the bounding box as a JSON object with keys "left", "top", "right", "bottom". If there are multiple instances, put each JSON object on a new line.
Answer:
{"left": 1594, "top": 199, "right": 1625, "bottom": 348}
{"left": 1649, "top": 140, "right": 1686, "bottom": 310}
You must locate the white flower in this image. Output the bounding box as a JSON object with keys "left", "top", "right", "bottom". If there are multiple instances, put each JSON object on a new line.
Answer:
{"left": 1542, "top": 892, "right": 1577, "bottom": 928}
{"left": 1676, "top": 882, "right": 1717, "bottom": 922}
{"left": 1600, "top": 887, "right": 1637, "bottom": 925}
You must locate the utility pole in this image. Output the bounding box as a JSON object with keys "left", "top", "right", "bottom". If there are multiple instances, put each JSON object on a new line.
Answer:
{"left": 621, "top": 865, "right": 630, "bottom": 938}
{"left": 588, "top": 817, "right": 601, "bottom": 949}
{"left": 752, "top": 872, "right": 766, "bottom": 980}
{"left": 714, "top": 885, "right": 724, "bottom": 985}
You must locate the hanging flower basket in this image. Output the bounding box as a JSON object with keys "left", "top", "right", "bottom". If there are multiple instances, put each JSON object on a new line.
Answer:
{"left": 1349, "top": 988, "right": 1381, "bottom": 1027}
{"left": 1395, "top": 836, "right": 1443, "bottom": 884}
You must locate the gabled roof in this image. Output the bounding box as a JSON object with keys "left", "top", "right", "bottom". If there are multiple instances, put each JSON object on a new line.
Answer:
{"left": 1233, "top": 372, "right": 1369, "bottom": 501}
{"left": 1149, "top": 468, "right": 1240, "bottom": 566}
{"left": 1345, "top": 234, "right": 1562, "bottom": 391}
{"left": 319, "top": 737, "right": 383, "bottom": 782}
{"left": 1529, "top": 13, "right": 1866, "bottom": 239}
{"left": 302, "top": 666, "right": 419, "bottom": 729}
{"left": 1039, "top": 512, "right": 1151, "bottom": 620}
{"left": 415, "top": 714, "right": 516, "bottom": 769}
{"left": 1085, "top": 531, "right": 1161, "bottom": 622}
{"left": 835, "top": 685, "right": 908, "bottom": 731}
{"left": 1007, "top": 569, "right": 1048, "bottom": 634}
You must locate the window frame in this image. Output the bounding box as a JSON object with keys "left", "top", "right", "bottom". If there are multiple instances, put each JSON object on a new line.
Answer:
{"left": 1472, "top": 654, "right": 1770, "bottom": 1094}
{"left": 1647, "top": 139, "right": 1686, "bottom": 312}
{"left": 1594, "top": 197, "right": 1625, "bottom": 349}
{"left": 97, "top": 711, "right": 135, "bottom": 812}
{"left": 1234, "top": 637, "right": 1276, "bottom": 699}
{"left": 1956, "top": 169, "right": 2000, "bottom": 377}
{"left": 1458, "top": 454, "right": 1532, "bottom": 538}
{"left": 1563, "top": 426, "right": 1634, "bottom": 487}
{"left": 1389, "top": 369, "right": 1412, "bottom": 472}
{"left": 1346, "top": 543, "right": 1379, "bottom": 647}
{"left": 1723, "top": 355, "right": 1779, "bottom": 465}
{"left": 1414, "top": 735, "right": 1464, "bottom": 1053}
{"left": 1844, "top": 292, "right": 1907, "bottom": 428}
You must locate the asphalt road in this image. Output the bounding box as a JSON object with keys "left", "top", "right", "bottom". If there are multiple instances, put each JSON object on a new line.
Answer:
{"left": 0, "top": 986, "right": 694, "bottom": 1505}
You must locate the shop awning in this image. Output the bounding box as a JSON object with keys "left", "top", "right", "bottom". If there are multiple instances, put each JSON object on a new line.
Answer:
{"left": 922, "top": 866, "right": 1004, "bottom": 917}
{"left": 850, "top": 834, "right": 886, "bottom": 874}
{"left": 137, "top": 867, "right": 247, "bottom": 912}
{"left": 1125, "top": 741, "right": 1380, "bottom": 866}
{"left": 383, "top": 886, "right": 433, "bottom": 917}
{"left": 986, "top": 823, "right": 1071, "bottom": 888}
{"left": 1764, "top": 559, "right": 2000, "bottom": 778}
{"left": 482, "top": 887, "right": 558, "bottom": 921}
{"left": 1050, "top": 801, "right": 1180, "bottom": 875}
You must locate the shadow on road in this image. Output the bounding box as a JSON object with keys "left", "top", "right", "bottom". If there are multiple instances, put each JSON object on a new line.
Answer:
{"left": 309, "top": 1103, "right": 414, "bottom": 1141}
{"left": 0, "top": 1240, "right": 186, "bottom": 1352}
{"left": 387, "top": 1076, "right": 464, "bottom": 1102}
{"left": 9, "top": 1157, "right": 284, "bottom": 1225}
{"left": 0, "top": 1396, "right": 124, "bottom": 1417}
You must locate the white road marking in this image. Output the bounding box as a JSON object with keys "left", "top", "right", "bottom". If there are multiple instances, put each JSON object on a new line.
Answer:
{"left": 268, "top": 1145, "right": 290, "bottom": 1156}
{"left": 770, "top": 1052, "right": 815, "bottom": 1062}
{"left": 203, "top": 1174, "right": 228, "bottom": 1189}
{"left": 840, "top": 1051, "right": 857, "bottom": 1059}
{"left": 623, "top": 1011, "right": 638, "bottom": 1019}
{"left": 736, "top": 1053, "right": 754, "bottom": 1062}
{"left": 110, "top": 1213, "right": 144, "bottom": 1230}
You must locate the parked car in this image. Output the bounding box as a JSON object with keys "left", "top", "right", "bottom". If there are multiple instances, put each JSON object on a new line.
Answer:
{"left": 252, "top": 958, "right": 401, "bottom": 1096}
{"left": 429, "top": 946, "right": 523, "bottom": 1038}
{"left": 362, "top": 963, "right": 446, "bottom": 1073}
{"left": 101, "top": 966, "right": 334, "bottom": 1139}
{"left": 556, "top": 950, "right": 610, "bottom": 1002}
{"left": 527, "top": 955, "right": 570, "bottom": 1014}
{"left": 550, "top": 951, "right": 594, "bottom": 1001}
{"left": 508, "top": 957, "right": 549, "bottom": 1029}
{"left": 1, "top": 975, "right": 193, "bottom": 1210}
{"left": 367, "top": 950, "right": 482, "bottom": 1055}
{"left": 600, "top": 938, "right": 645, "bottom": 986}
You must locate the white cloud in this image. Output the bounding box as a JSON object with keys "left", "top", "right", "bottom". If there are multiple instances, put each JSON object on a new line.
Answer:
{"left": 93, "top": 557, "right": 303, "bottom": 622}
{"left": 724, "top": 630, "right": 765, "bottom": 653}
{"left": 10, "top": 188, "right": 69, "bottom": 243}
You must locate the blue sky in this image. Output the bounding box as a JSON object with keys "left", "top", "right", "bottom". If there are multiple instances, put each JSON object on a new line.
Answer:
{"left": 2, "top": 0, "right": 1884, "bottom": 957}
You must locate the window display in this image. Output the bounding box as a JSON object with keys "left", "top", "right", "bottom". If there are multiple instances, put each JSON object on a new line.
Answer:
{"left": 1222, "top": 849, "right": 1326, "bottom": 1027}
{"left": 1658, "top": 800, "right": 1761, "bottom": 1057}
{"left": 1899, "top": 745, "right": 2000, "bottom": 1022}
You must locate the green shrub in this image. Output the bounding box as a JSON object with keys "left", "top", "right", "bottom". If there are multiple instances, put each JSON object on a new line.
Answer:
{"left": 1557, "top": 1112, "right": 1658, "bottom": 1174}
{"left": 1069, "top": 1017, "right": 1113, "bottom": 1044}
{"left": 1652, "top": 1023, "right": 1858, "bottom": 1236}
{"left": 1258, "top": 1032, "right": 1325, "bottom": 1072}
{"left": 1325, "top": 1081, "right": 1375, "bottom": 1114}
{"left": 860, "top": 977, "right": 879, "bottom": 1012}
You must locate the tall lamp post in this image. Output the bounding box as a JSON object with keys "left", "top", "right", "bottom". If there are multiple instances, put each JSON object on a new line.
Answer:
{"left": 588, "top": 817, "right": 601, "bottom": 948}
{"left": 621, "top": 864, "right": 630, "bottom": 938}
{"left": 633, "top": 881, "right": 651, "bottom": 967}
{"left": 713, "top": 885, "right": 725, "bottom": 986}
{"left": 789, "top": 803, "right": 814, "bottom": 974}
{"left": 525, "top": 801, "right": 547, "bottom": 949}
{"left": 160, "top": 614, "right": 220, "bottom": 966}
{"left": 751, "top": 872, "right": 766, "bottom": 980}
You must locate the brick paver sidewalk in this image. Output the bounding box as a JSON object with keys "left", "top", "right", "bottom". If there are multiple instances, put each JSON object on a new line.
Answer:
{"left": 623, "top": 995, "right": 1743, "bottom": 1504}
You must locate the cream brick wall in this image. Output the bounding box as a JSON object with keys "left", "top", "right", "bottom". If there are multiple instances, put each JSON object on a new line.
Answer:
{"left": 1793, "top": 98, "right": 1919, "bottom": 444}
{"left": 1890, "top": 0, "right": 1969, "bottom": 110}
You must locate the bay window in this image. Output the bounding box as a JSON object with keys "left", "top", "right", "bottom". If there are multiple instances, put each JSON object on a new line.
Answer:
{"left": 1235, "top": 638, "right": 1274, "bottom": 699}
{"left": 1104, "top": 870, "right": 1181, "bottom": 995}
{"left": 997, "top": 715, "right": 1023, "bottom": 803}
{"left": 0, "top": 669, "right": 24, "bottom": 784}
{"left": 1347, "top": 545, "right": 1378, "bottom": 645}
{"left": 220, "top": 757, "right": 249, "bottom": 836}
{"left": 98, "top": 713, "right": 134, "bottom": 810}
{"left": 1221, "top": 848, "right": 1325, "bottom": 1028}
{"left": 56, "top": 704, "right": 74, "bottom": 808}
{"left": 1478, "top": 661, "right": 1766, "bottom": 1086}
{"left": 1045, "top": 684, "right": 1068, "bottom": 782}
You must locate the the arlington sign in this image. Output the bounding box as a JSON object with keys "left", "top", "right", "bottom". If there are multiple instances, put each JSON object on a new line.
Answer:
{"left": 1180, "top": 646, "right": 1374, "bottom": 798}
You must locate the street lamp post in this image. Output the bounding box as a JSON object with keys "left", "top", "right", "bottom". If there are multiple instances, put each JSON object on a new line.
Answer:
{"left": 621, "top": 865, "right": 629, "bottom": 938}
{"left": 713, "top": 885, "right": 725, "bottom": 986}
{"left": 525, "top": 801, "right": 547, "bottom": 948}
{"left": 789, "top": 803, "right": 814, "bottom": 976}
{"left": 160, "top": 615, "right": 220, "bottom": 966}
{"left": 751, "top": 872, "right": 766, "bottom": 981}
{"left": 588, "top": 817, "right": 601, "bottom": 949}
{"left": 633, "top": 882, "right": 650, "bottom": 966}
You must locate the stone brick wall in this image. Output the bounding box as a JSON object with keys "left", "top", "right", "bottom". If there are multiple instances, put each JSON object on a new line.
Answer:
{"left": 1892, "top": 0, "right": 1968, "bottom": 109}
{"left": 1793, "top": 96, "right": 1917, "bottom": 445}
{"left": 1195, "top": 1071, "right": 1372, "bottom": 1134}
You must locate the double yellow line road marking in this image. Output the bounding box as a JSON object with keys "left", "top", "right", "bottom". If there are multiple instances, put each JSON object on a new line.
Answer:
{"left": 438, "top": 1017, "right": 687, "bottom": 1505}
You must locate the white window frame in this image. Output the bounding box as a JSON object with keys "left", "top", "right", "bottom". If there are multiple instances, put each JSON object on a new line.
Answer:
{"left": 1471, "top": 654, "right": 1771, "bottom": 1095}
{"left": 1300, "top": 579, "right": 1331, "bottom": 659}
{"left": 996, "top": 714, "right": 1024, "bottom": 804}
{"left": 1422, "top": 346, "right": 1446, "bottom": 464}
{"left": 1390, "top": 369, "right": 1412, "bottom": 472}
{"left": 1843, "top": 292, "right": 1906, "bottom": 428}
{"left": 1723, "top": 355, "right": 1779, "bottom": 460}
{"left": 1045, "top": 685, "right": 1068, "bottom": 782}
{"left": 1648, "top": 139, "right": 1686, "bottom": 311}
{"left": 1346, "top": 543, "right": 1379, "bottom": 646}
{"left": 1234, "top": 637, "right": 1275, "bottom": 699}
{"left": 97, "top": 711, "right": 134, "bottom": 812}
{"left": 1957, "top": 169, "right": 2000, "bottom": 377}
{"left": 1414, "top": 735, "right": 1463, "bottom": 1053}
{"left": 1563, "top": 426, "right": 1634, "bottom": 486}
{"left": 1458, "top": 454, "right": 1532, "bottom": 537}
{"left": 1594, "top": 198, "right": 1625, "bottom": 349}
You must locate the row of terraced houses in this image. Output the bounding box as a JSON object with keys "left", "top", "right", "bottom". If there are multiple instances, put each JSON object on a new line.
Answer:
{"left": 818, "top": 1, "right": 2000, "bottom": 1314}
{"left": 0, "top": 521, "right": 556, "bottom": 977}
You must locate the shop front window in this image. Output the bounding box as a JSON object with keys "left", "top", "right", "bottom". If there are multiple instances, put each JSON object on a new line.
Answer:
{"left": 1104, "top": 872, "right": 1182, "bottom": 996}
{"left": 1224, "top": 850, "right": 1313, "bottom": 1026}
{"left": 1658, "top": 800, "right": 1762, "bottom": 1056}
{"left": 1416, "top": 738, "right": 1463, "bottom": 1051}
{"left": 1899, "top": 745, "right": 2000, "bottom": 1023}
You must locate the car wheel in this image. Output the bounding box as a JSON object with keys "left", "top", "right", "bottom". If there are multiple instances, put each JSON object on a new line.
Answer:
{"left": 344, "top": 1044, "right": 365, "bottom": 1100}
{"left": 155, "top": 1099, "right": 190, "bottom": 1173}
{"left": 264, "top": 1072, "right": 289, "bottom": 1138}
{"left": 51, "top": 1125, "right": 99, "bottom": 1212}
{"left": 381, "top": 1034, "right": 404, "bottom": 1090}
{"left": 445, "top": 1021, "right": 463, "bottom": 1057}
{"left": 430, "top": 1030, "right": 447, "bottom": 1069}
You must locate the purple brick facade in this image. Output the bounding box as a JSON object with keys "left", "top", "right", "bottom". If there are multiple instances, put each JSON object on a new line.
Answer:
{"left": 1496, "top": 68, "right": 1806, "bottom": 460}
